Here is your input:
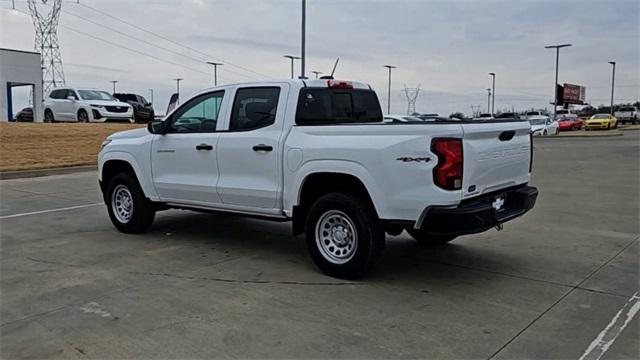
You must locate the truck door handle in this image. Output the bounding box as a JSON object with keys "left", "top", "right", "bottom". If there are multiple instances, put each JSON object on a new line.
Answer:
{"left": 195, "top": 143, "right": 213, "bottom": 151}
{"left": 252, "top": 144, "right": 273, "bottom": 152}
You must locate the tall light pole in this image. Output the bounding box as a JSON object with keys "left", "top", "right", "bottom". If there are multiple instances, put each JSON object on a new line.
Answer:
{"left": 300, "top": 0, "right": 306, "bottom": 79}
{"left": 311, "top": 71, "right": 322, "bottom": 79}
{"left": 383, "top": 65, "right": 396, "bottom": 115}
{"left": 206, "top": 62, "right": 223, "bottom": 86}
{"left": 283, "top": 55, "right": 300, "bottom": 79}
{"left": 489, "top": 72, "right": 495, "bottom": 117}
{"left": 110, "top": 80, "right": 118, "bottom": 94}
{"left": 173, "top": 78, "right": 183, "bottom": 103}
{"left": 487, "top": 88, "right": 492, "bottom": 113}
{"left": 545, "top": 44, "right": 572, "bottom": 120}
{"left": 148, "top": 89, "right": 154, "bottom": 104}
{"left": 608, "top": 61, "right": 616, "bottom": 115}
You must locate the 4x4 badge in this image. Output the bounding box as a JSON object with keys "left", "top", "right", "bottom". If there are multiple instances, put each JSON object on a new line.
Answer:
{"left": 396, "top": 157, "right": 431, "bottom": 163}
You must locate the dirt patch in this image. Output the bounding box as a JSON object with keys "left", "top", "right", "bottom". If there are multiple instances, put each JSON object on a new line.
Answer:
{"left": 0, "top": 123, "right": 144, "bottom": 171}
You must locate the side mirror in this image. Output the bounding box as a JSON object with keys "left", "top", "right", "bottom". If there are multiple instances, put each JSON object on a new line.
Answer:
{"left": 146, "top": 102, "right": 153, "bottom": 106}
{"left": 148, "top": 120, "right": 165, "bottom": 134}
{"left": 67, "top": 96, "right": 76, "bottom": 101}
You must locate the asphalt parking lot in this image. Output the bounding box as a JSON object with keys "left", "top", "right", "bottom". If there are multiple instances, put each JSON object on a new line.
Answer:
{"left": 1, "top": 133, "right": 638, "bottom": 359}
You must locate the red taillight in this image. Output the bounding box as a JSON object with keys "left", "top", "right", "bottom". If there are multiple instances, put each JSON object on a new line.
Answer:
{"left": 431, "top": 138, "right": 463, "bottom": 190}
{"left": 529, "top": 133, "right": 533, "bottom": 173}
{"left": 326, "top": 80, "right": 353, "bottom": 89}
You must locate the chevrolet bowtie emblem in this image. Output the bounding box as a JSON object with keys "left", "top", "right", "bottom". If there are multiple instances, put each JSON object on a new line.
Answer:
{"left": 492, "top": 197, "right": 505, "bottom": 211}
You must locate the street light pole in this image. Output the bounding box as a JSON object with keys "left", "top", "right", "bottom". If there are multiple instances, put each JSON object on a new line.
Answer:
{"left": 301, "top": 0, "right": 306, "bottom": 79}
{"left": 311, "top": 71, "right": 322, "bottom": 79}
{"left": 383, "top": 65, "right": 396, "bottom": 115}
{"left": 545, "top": 44, "right": 572, "bottom": 120}
{"left": 173, "top": 78, "right": 183, "bottom": 103}
{"left": 148, "top": 89, "right": 154, "bottom": 104}
{"left": 284, "top": 55, "right": 300, "bottom": 79}
{"left": 487, "top": 88, "right": 492, "bottom": 113}
{"left": 206, "top": 62, "right": 223, "bottom": 86}
{"left": 110, "top": 80, "right": 118, "bottom": 94}
{"left": 489, "top": 72, "right": 495, "bottom": 117}
{"left": 608, "top": 61, "right": 616, "bottom": 115}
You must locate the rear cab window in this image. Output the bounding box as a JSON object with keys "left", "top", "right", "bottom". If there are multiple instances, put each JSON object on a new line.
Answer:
{"left": 295, "top": 88, "right": 383, "bottom": 125}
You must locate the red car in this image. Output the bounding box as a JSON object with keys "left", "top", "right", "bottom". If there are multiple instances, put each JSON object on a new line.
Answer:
{"left": 557, "top": 115, "right": 583, "bottom": 131}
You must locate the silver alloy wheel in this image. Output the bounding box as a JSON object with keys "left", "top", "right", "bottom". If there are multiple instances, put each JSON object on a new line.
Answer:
{"left": 78, "top": 110, "right": 89, "bottom": 122}
{"left": 315, "top": 210, "right": 358, "bottom": 264}
{"left": 111, "top": 184, "right": 133, "bottom": 223}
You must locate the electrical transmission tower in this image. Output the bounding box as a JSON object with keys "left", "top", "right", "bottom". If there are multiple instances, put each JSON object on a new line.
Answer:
{"left": 28, "top": 0, "right": 65, "bottom": 94}
{"left": 402, "top": 84, "right": 421, "bottom": 115}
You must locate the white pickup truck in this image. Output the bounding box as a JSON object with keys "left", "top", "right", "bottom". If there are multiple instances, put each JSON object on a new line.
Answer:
{"left": 98, "top": 79, "right": 538, "bottom": 278}
{"left": 614, "top": 106, "right": 638, "bottom": 124}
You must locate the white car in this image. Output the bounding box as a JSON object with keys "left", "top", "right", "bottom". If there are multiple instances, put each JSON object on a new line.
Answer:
{"left": 529, "top": 115, "right": 558, "bottom": 136}
{"left": 473, "top": 113, "right": 495, "bottom": 121}
{"left": 98, "top": 79, "right": 538, "bottom": 278}
{"left": 44, "top": 87, "right": 133, "bottom": 123}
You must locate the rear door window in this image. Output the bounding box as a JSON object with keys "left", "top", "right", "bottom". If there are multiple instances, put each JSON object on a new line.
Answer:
{"left": 229, "top": 87, "right": 281, "bottom": 131}
{"left": 296, "top": 88, "right": 382, "bottom": 125}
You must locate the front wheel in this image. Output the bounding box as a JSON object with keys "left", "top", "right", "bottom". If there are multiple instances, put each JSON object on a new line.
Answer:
{"left": 105, "top": 173, "right": 155, "bottom": 234}
{"left": 406, "top": 228, "right": 456, "bottom": 246}
{"left": 77, "top": 109, "right": 89, "bottom": 123}
{"left": 305, "top": 193, "right": 385, "bottom": 279}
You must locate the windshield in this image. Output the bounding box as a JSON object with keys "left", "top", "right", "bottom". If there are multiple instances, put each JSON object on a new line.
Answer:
{"left": 592, "top": 114, "right": 609, "bottom": 119}
{"left": 619, "top": 107, "right": 634, "bottom": 112}
{"left": 114, "top": 94, "right": 137, "bottom": 102}
{"left": 529, "top": 119, "right": 546, "bottom": 125}
{"left": 78, "top": 90, "right": 115, "bottom": 101}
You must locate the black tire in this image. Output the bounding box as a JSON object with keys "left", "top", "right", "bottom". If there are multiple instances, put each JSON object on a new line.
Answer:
{"left": 44, "top": 109, "right": 54, "bottom": 123}
{"left": 406, "top": 228, "right": 456, "bottom": 246}
{"left": 607, "top": 123, "right": 611, "bottom": 130}
{"left": 105, "top": 172, "right": 155, "bottom": 234}
{"left": 77, "top": 109, "right": 89, "bottom": 123}
{"left": 305, "top": 192, "right": 385, "bottom": 279}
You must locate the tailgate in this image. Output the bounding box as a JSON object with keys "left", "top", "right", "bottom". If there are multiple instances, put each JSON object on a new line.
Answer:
{"left": 461, "top": 122, "right": 531, "bottom": 199}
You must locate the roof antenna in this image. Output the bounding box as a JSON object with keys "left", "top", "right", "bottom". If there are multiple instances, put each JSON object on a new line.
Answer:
{"left": 320, "top": 57, "right": 339, "bottom": 80}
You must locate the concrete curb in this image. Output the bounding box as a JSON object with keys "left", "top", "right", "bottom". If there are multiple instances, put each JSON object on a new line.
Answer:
{"left": 0, "top": 165, "right": 96, "bottom": 180}
{"left": 619, "top": 127, "right": 640, "bottom": 131}
{"left": 551, "top": 131, "right": 625, "bottom": 138}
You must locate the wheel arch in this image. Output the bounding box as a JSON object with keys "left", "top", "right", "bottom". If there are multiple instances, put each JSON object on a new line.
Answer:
{"left": 291, "top": 170, "right": 381, "bottom": 236}
{"left": 99, "top": 151, "right": 157, "bottom": 200}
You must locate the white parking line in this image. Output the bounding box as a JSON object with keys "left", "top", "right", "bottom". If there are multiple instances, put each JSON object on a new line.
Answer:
{"left": 0, "top": 203, "right": 104, "bottom": 219}
{"left": 579, "top": 291, "right": 640, "bottom": 360}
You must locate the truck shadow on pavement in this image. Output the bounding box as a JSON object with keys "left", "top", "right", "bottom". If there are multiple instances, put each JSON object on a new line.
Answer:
{"left": 140, "top": 210, "right": 526, "bottom": 285}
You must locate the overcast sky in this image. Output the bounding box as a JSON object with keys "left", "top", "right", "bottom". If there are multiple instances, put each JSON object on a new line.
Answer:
{"left": 1, "top": 0, "right": 638, "bottom": 116}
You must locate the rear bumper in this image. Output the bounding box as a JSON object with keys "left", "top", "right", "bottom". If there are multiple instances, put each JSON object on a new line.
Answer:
{"left": 416, "top": 185, "right": 538, "bottom": 236}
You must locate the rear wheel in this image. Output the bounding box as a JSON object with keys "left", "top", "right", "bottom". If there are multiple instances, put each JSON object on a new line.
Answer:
{"left": 105, "top": 173, "right": 155, "bottom": 234}
{"left": 44, "top": 109, "right": 54, "bottom": 123}
{"left": 305, "top": 192, "right": 384, "bottom": 279}
{"left": 406, "top": 228, "right": 456, "bottom": 246}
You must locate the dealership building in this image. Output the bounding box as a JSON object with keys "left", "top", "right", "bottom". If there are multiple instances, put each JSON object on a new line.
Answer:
{"left": 0, "top": 48, "right": 44, "bottom": 122}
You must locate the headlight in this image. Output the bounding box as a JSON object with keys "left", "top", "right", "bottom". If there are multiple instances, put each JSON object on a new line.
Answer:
{"left": 100, "top": 139, "right": 112, "bottom": 152}
{"left": 91, "top": 104, "right": 104, "bottom": 108}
